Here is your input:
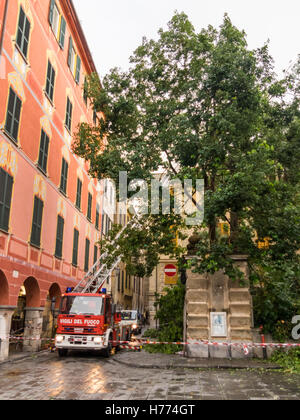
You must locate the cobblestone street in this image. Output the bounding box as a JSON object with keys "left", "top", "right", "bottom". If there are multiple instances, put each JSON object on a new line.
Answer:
{"left": 0, "top": 351, "right": 299, "bottom": 400}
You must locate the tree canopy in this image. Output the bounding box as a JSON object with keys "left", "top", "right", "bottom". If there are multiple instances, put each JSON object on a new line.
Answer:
{"left": 73, "top": 12, "right": 300, "bottom": 334}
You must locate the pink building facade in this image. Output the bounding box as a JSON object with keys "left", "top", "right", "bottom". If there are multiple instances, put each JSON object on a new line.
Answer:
{"left": 0, "top": 0, "right": 103, "bottom": 360}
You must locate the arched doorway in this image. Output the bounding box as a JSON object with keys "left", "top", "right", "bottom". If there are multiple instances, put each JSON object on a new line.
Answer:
{"left": 0, "top": 270, "right": 15, "bottom": 361}
{"left": 10, "top": 277, "right": 41, "bottom": 354}
{"left": 41, "top": 283, "right": 62, "bottom": 347}
{"left": 23, "top": 276, "right": 40, "bottom": 308}
{"left": 0, "top": 270, "right": 9, "bottom": 306}
{"left": 10, "top": 286, "right": 26, "bottom": 354}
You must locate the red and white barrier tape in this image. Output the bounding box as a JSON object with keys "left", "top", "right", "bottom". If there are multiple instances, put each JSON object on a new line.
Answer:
{"left": 3, "top": 336, "right": 300, "bottom": 356}
{"left": 119, "top": 345, "right": 141, "bottom": 351}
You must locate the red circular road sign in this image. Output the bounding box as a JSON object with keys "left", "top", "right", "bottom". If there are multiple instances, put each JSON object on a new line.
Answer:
{"left": 164, "top": 264, "right": 177, "bottom": 277}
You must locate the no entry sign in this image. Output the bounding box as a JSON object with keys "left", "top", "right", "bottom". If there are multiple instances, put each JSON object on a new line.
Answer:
{"left": 164, "top": 264, "right": 177, "bottom": 277}
{"left": 164, "top": 264, "right": 178, "bottom": 285}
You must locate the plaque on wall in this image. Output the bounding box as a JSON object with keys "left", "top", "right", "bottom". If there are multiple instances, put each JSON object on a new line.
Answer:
{"left": 211, "top": 312, "right": 227, "bottom": 337}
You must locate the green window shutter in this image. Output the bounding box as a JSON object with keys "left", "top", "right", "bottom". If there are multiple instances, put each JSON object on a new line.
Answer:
{"left": 93, "top": 245, "right": 98, "bottom": 265}
{"left": 76, "top": 178, "right": 82, "bottom": 209}
{"left": 5, "top": 88, "right": 22, "bottom": 143}
{"left": 30, "top": 196, "right": 44, "bottom": 247}
{"left": 49, "top": 0, "right": 55, "bottom": 25}
{"left": 46, "top": 61, "right": 55, "bottom": 101}
{"left": 16, "top": 6, "right": 30, "bottom": 58}
{"left": 55, "top": 215, "right": 64, "bottom": 258}
{"left": 75, "top": 56, "right": 81, "bottom": 84}
{"left": 65, "top": 97, "right": 73, "bottom": 131}
{"left": 87, "top": 192, "right": 92, "bottom": 220}
{"left": 12, "top": 95, "right": 22, "bottom": 141}
{"left": 0, "top": 168, "right": 13, "bottom": 232}
{"left": 84, "top": 238, "right": 90, "bottom": 272}
{"left": 95, "top": 203, "right": 100, "bottom": 230}
{"left": 23, "top": 16, "right": 30, "bottom": 58}
{"left": 38, "top": 130, "right": 50, "bottom": 173}
{"left": 83, "top": 77, "right": 88, "bottom": 104}
{"left": 59, "top": 158, "right": 68, "bottom": 194}
{"left": 59, "top": 15, "right": 66, "bottom": 49}
{"left": 67, "top": 36, "right": 73, "bottom": 68}
{"left": 72, "top": 228, "right": 79, "bottom": 266}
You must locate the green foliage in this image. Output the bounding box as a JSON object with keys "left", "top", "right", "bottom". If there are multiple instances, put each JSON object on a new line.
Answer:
{"left": 251, "top": 260, "right": 300, "bottom": 338}
{"left": 142, "top": 328, "right": 159, "bottom": 339}
{"left": 144, "top": 283, "right": 185, "bottom": 354}
{"left": 270, "top": 348, "right": 300, "bottom": 373}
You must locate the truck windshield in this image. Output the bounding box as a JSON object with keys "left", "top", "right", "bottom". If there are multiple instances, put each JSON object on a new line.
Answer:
{"left": 121, "top": 311, "right": 137, "bottom": 320}
{"left": 59, "top": 296, "right": 104, "bottom": 316}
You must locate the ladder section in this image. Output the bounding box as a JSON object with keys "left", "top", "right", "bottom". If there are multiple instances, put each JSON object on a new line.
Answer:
{"left": 73, "top": 217, "right": 140, "bottom": 294}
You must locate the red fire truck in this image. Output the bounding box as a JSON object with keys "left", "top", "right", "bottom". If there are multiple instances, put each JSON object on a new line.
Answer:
{"left": 55, "top": 289, "right": 121, "bottom": 357}
{"left": 55, "top": 218, "right": 140, "bottom": 357}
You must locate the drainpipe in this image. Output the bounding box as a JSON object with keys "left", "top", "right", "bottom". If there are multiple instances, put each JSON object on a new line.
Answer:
{"left": 0, "top": 0, "right": 9, "bottom": 63}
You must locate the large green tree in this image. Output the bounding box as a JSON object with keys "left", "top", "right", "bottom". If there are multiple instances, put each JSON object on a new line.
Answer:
{"left": 74, "top": 13, "right": 300, "bottom": 334}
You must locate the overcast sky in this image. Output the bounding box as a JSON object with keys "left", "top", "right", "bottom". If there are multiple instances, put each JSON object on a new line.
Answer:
{"left": 72, "top": 0, "right": 300, "bottom": 81}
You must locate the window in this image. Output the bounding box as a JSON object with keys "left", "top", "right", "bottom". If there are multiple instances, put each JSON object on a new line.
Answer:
{"left": 67, "top": 37, "right": 75, "bottom": 72}
{"left": 55, "top": 215, "right": 64, "bottom": 259}
{"left": 30, "top": 196, "right": 44, "bottom": 248}
{"left": 117, "top": 271, "right": 121, "bottom": 292}
{"left": 83, "top": 77, "right": 88, "bottom": 104}
{"left": 72, "top": 228, "right": 79, "bottom": 267}
{"left": 0, "top": 168, "right": 13, "bottom": 232}
{"left": 95, "top": 203, "right": 100, "bottom": 230}
{"left": 84, "top": 238, "right": 90, "bottom": 272}
{"left": 106, "top": 217, "right": 111, "bottom": 235}
{"left": 101, "top": 213, "right": 105, "bottom": 236}
{"left": 93, "top": 110, "right": 97, "bottom": 126}
{"left": 16, "top": 6, "right": 30, "bottom": 59}
{"left": 37, "top": 130, "right": 50, "bottom": 174}
{"left": 49, "top": 0, "right": 66, "bottom": 49}
{"left": 58, "top": 16, "right": 66, "bottom": 49}
{"left": 59, "top": 158, "right": 68, "bottom": 195}
{"left": 67, "top": 36, "right": 81, "bottom": 83}
{"left": 75, "top": 178, "right": 82, "bottom": 210}
{"left": 101, "top": 213, "right": 111, "bottom": 236}
{"left": 75, "top": 56, "right": 81, "bottom": 84}
{"left": 87, "top": 192, "right": 92, "bottom": 221}
{"left": 45, "top": 61, "right": 55, "bottom": 102}
{"left": 121, "top": 271, "right": 124, "bottom": 293}
{"left": 93, "top": 244, "right": 98, "bottom": 265}
{"left": 5, "top": 88, "right": 22, "bottom": 143}
{"left": 65, "top": 97, "right": 73, "bottom": 132}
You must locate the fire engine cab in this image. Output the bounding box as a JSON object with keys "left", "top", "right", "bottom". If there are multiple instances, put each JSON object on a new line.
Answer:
{"left": 55, "top": 288, "right": 121, "bottom": 357}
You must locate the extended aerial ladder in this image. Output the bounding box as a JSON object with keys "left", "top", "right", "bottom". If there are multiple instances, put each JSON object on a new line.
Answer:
{"left": 72, "top": 216, "right": 140, "bottom": 294}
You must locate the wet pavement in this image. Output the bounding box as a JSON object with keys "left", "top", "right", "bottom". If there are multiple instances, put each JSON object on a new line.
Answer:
{"left": 113, "top": 349, "right": 281, "bottom": 370}
{"left": 0, "top": 350, "right": 300, "bottom": 400}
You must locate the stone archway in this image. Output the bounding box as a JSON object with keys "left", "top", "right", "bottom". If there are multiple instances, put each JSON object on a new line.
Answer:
{"left": 0, "top": 270, "right": 15, "bottom": 361}
{"left": 22, "top": 277, "right": 42, "bottom": 353}
{"left": 23, "top": 276, "right": 41, "bottom": 308}
{"left": 41, "top": 283, "right": 62, "bottom": 344}
{"left": 0, "top": 270, "right": 9, "bottom": 306}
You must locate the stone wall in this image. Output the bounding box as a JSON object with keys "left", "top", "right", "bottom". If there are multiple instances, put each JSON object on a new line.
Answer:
{"left": 185, "top": 255, "right": 254, "bottom": 358}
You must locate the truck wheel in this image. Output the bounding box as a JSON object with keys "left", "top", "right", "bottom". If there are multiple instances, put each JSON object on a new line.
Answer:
{"left": 58, "top": 349, "right": 68, "bottom": 357}
{"left": 102, "top": 337, "right": 112, "bottom": 358}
